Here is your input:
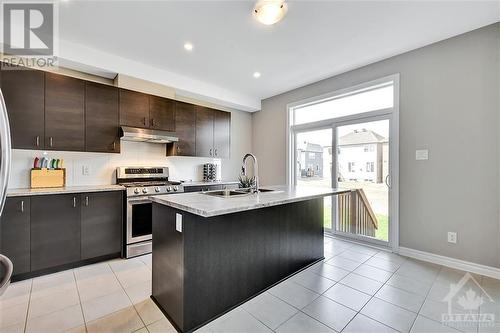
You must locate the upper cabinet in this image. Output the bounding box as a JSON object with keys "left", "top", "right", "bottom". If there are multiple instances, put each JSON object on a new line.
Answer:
{"left": 85, "top": 82, "right": 120, "bottom": 153}
{"left": 167, "top": 101, "right": 196, "bottom": 156}
{"left": 194, "top": 106, "right": 231, "bottom": 158}
{"left": 149, "top": 95, "right": 175, "bottom": 131}
{"left": 1, "top": 68, "right": 45, "bottom": 149}
{"left": 213, "top": 110, "right": 230, "bottom": 158}
{"left": 45, "top": 73, "right": 85, "bottom": 151}
{"left": 119, "top": 89, "right": 150, "bottom": 128}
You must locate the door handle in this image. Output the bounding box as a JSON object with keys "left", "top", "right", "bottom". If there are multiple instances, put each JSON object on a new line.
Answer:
{"left": 20, "top": 200, "right": 24, "bottom": 213}
{"left": 36, "top": 136, "right": 40, "bottom": 147}
{"left": 85, "top": 196, "right": 89, "bottom": 206}
{"left": 142, "top": 117, "right": 147, "bottom": 126}
{"left": 49, "top": 137, "right": 53, "bottom": 147}
{"left": 73, "top": 197, "right": 76, "bottom": 208}
{"left": 151, "top": 118, "right": 155, "bottom": 127}
{"left": 209, "top": 148, "right": 212, "bottom": 156}
{"left": 385, "top": 174, "right": 391, "bottom": 188}
{"left": 112, "top": 141, "right": 116, "bottom": 151}
{"left": 214, "top": 149, "right": 218, "bottom": 156}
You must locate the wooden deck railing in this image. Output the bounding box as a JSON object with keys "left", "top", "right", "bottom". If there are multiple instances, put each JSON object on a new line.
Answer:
{"left": 337, "top": 189, "right": 378, "bottom": 237}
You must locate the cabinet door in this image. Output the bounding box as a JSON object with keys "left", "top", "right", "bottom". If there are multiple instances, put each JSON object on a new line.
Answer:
{"left": 150, "top": 96, "right": 175, "bottom": 131}
{"left": 1, "top": 69, "right": 45, "bottom": 149}
{"left": 81, "top": 191, "right": 122, "bottom": 259}
{"left": 167, "top": 102, "right": 196, "bottom": 156}
{"left": 213, "top": 110, "right": 231, "bottom": 158}
{"left": 0, "top": 197, "right": 30, "bottom": 275}
{"left": 45, "top": 73, "right": 85, "bottom": 151}
{"left": 195, "top": 106, "right": 214, "bottom": 157}
{"left": 31, "top": 194, "right": 81, "bottom": 271}
{"left": 85, "top": 82, "right": 120, "bottom": 153}
{"left": 119, "top": 89, "right": 149, "bottom": 128}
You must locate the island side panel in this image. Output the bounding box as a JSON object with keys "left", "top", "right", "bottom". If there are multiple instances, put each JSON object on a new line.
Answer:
{"left": 183, "top": 198, "right": 324, "bottom": 331}
{"left": 151, "top": 203, "right": 184, "bottom": 331}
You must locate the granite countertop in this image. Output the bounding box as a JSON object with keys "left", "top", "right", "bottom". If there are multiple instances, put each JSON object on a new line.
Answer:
{"left": 179, "top": 180, "right": 239, "bottom": 187}
{"left": 7, "top": 185, "right": 125, "bottom": 197}
{"left": 150, "top": 185, "right": 351, "bottom": 217}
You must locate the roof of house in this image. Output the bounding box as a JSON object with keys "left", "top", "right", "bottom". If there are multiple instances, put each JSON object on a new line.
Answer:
{"left": 297, "top": 141, "right": 323, "bottom": 153}
{"left": 338, "top": 129, "right": 387, "bottom": 146}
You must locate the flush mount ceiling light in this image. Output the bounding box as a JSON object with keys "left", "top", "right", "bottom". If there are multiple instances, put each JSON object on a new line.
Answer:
{"left": 253, "top": 72, "right": 261, "bottom": 78}
{"left": 253, "top": 1, "right": 288, "bottom": 25}
{"left": 184, "top": 42, "right": 194, "bottom": 51}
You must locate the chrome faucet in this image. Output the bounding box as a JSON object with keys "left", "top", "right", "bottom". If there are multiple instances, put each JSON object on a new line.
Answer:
{"left": 241, "top": 153, "right": 259, "bottom": 193}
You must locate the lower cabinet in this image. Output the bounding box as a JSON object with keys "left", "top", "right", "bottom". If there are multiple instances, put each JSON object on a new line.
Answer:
{"left": 31, "top": 194, "right": 82, "bottom": 271}
{"left": 0, "top": 197, "right": 30, "bottom": 275}
{"left": 81, "top": 191, "right": 122, "bottom": 259}
{"left": 0, "top": 190, "right": 123, "bottom": 278}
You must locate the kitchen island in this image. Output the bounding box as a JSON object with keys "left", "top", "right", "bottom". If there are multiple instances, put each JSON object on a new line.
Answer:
{"left": 150, "top": 186, "right": 350, "bottom": 332}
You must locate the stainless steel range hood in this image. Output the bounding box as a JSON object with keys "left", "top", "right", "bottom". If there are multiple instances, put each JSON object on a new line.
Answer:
{"left": 120, "top": 126, "right": 179, "bottom": 144}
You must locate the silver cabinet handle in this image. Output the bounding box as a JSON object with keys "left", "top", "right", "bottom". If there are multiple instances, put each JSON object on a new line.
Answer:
{"left": 0, "top": 89, "right": 12, "bottom": 216}
{"left": 85, "top": 196, "right": 89, "bottom": 206}
{"left": 73, "top": 197, "right": 76, "bottom": 208}
{"left": 49, "top": 137, "right": 53, "bottom": 147}
{"left": 36, "top": 136, "right": 40, "bottom": 147}
{"left": 112, "top": 141, "right": 116, "bottom": 151}
{"left": 209, "top": 148, "right": 212, "bottom": 156}
{"left": 20, "top": 200, "right": 24, "bottom": 213}
{"left": 214, "top": 149, "right": 218, "bottom": 156}
{"left": 142, "top": 117, "right": 147, "bottom": 126}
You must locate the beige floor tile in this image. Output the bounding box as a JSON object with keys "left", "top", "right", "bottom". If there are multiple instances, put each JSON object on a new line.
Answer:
{"left": 77, "top": 274, "right": 123, "bottom": 302}
{"left": 82, "top": 289, "right": 133, "bottom": 322}
{"left": 0, "top": 301, "right": 28, "bottom": 329}
{"left": 147, "top": 318, "right": 177, "bottom": 333}
{"left": 125, "top": 280, "right": 152, "bottom": 304}
{"left": 31, "top": 271, "right": 77, "bottom": 300}
{"left": 0, "top": 279, "right": 32, "bottom": 309}
{"left": 25, "top": 304, "right": 84, "bottom": 333}
{"left": 74, "top": 262, "right": 113, "bottom": 281}
{"left": 28, "top": 286, "right": 80, "bottom": 319}
{"left": 134, "top": 299, "right": 164, "bottom": 325}
{"left": 86, "top": 307, "right": 144, "bottom": 333}
{"left": 114, "top": 266, "right": 152, "bottom": 289}
{"left": 64, "top": 325, "right": 87, "bottom": 333}
{"left": 0, "top": 322, "right": 25, "bottom": 333}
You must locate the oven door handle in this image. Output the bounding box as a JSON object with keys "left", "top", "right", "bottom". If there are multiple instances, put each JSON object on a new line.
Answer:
{"left": 127, "top": 197, "right": 152, "bottom": 204}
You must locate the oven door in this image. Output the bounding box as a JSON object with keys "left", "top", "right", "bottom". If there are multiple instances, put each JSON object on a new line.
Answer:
{"left": 127, "top": 197, "right": 153, "bottom": 244}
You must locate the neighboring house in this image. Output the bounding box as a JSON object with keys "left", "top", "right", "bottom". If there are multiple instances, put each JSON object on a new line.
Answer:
{"left": 338, "top": 129, "right": 388, "bottom": 183}
{"left": 297, "top": 141, "right": 324, "bottom": 178}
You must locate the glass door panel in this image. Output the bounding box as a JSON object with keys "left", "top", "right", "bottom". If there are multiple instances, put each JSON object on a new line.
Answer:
{"left": 294, "top": 128, "right": 333, "bottom": 232}
{"left": 334, "top": 119, "right": 390, "bottom": 243}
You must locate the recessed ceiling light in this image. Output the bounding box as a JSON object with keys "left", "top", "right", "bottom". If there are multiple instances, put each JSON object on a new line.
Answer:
{"left": 184, "top": 42, "right": 194, "bottom": 51}
{"left": 253, "top": 1, "right": 288, "bottom": 25}
{"left": 253, "top": 72, "right": 261, "bottom": 78}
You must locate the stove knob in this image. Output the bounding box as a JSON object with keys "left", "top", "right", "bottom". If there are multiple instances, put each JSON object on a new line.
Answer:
{"left": 173, "top": 185, "right": 179, "bottom": 192}
{"left": 166, "top": 186, "right": 172, "bottom": 192}
{"left": 142, "top": 188, "right": 148, "bottom": 194}
{"left": 133, "top": 188, "right": 140, "bottom": 194}
{"left": 154, "top": 187, "right": 161, "bottom": 193}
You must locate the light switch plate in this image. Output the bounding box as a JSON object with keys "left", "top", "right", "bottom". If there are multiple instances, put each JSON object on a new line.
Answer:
{"left": 447, "top": 232, "right": 457, "bottom": 244}
{"left": 176, "top": 213, "right": 182, "bottom": 233}
{"left": 415, "top": 149, "right": 429, "bottom": 160}
{"left": 82, "top": 165, "right": 91, "bottom": 176}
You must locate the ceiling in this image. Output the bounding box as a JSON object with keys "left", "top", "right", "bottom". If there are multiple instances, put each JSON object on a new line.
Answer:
{"left": 57, "top": 1, "right": 500, "bottom": 111}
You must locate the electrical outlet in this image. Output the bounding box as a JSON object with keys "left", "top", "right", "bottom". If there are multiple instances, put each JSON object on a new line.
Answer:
{"left": 416, "top": 149, "right": 429, "bottom": 160}
{"left": 447, "top": 232, "right": 457, "bottom": 244}
{"left": 82, "top": 165, "right": 91, "bottom": 176}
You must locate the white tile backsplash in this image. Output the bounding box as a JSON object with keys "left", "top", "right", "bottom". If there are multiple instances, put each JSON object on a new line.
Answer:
{"left": 9, "top": 141, "right": 222, "bottom": 189}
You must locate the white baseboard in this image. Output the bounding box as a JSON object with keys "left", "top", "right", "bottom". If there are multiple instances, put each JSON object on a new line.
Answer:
{"left": 398, "top": 247, "right": 500, "bottom": 280}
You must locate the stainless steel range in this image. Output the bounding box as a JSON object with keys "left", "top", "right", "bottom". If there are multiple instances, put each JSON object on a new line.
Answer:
{"left": 116, "top": 166, "right": 183, "bottom": 258}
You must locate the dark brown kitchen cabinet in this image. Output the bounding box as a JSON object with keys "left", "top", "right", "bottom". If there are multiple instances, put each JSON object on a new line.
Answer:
{"left": 81, "top": 191, "right": 122, "bottom": 259}
{"left": 195, "top": 106, "right": 215, "bottom": 157}
{"left": 120, "top": 89, "right": 149, "bottom": 128}
{"left": 85, "top": 82, "right": 120, "bottom": 153}
{"left": 167, "top": 101, "right": 196, "bottom": 156}
{"left": 194, "top": 107, "right": 231, "bottom": 158}
{"left": 45, "top": 73, "right": 85, "bottom": 151}
{"left": 0, "top": 197, "right": 30, "bottom": 275}
{"left": 1, "top": 68, "right": 45, "bottom": 149}
{"left": 214, "top": 110, "right": 230, "bottom": 158}
{"left": 31, "top": 194, "right": 81, "bottom": 271}
{"left": 149, "top": 96, "right": 175, "bottom": 131}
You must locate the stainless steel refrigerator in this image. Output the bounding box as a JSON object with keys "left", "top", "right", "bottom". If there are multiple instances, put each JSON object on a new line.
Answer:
{"left": 0, "top": 89, "right": 12, "bottom": 296}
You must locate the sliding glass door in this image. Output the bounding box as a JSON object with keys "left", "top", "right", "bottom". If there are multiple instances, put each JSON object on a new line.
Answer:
{"left": 294, "top": 128, "right": 334, "bottom": 232}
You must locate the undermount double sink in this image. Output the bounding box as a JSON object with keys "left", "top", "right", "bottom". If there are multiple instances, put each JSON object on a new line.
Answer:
{"left": 204, "top": 188, "right": 276, "bottom": 198}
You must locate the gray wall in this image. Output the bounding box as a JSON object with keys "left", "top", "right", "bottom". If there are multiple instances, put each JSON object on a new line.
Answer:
{"left": 252, "top": 23, "right": 500, "bottom": 268}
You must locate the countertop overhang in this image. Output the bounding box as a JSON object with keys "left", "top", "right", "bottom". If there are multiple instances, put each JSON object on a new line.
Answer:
{"left": 7, "top": 185, "right": 125, "bottom": 197}
{"left": 150, "top": 186, "right": 351, "bottom": 217}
